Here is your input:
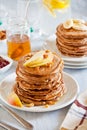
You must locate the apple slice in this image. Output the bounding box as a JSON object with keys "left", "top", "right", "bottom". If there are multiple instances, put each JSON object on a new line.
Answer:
{"left": 24, "top": 51, "right": 45, "bottom": 66}
{"left": 8, "top": 92, "right": 23, "bottom": 107}
{"left": 23, "top": 50, "right": 53, "bottom": 67}
{"left": 25, "top": 57, "right": 43, "bottom": 66}
{"left": 29, "top": 54, "right": 53, "bottom": 67}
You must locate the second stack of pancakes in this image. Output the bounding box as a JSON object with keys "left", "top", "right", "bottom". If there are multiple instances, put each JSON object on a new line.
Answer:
{"left": 56, "top": 19, "right": 87, "bottom": 57}
{"left": 14, "top": 50, "right": 66, "bottom": 106}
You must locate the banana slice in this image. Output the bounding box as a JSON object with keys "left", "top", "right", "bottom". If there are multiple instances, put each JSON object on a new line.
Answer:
{"left": 63, "top": 19, "right": 87, "bottom": 30}
{"left": 72, "top": 19, "right": 87, "bottom": 30}
{"left": 73, "top": 19, "right": 85, "bottom": 24}
{"left": 23, "top": 50, "right": 53, "bottom": 67}
{"left": 73, "top": 22, "right": 87, "bottom": 31}
{"left": 63, "top": 19, "right": 73, "bottom": 29}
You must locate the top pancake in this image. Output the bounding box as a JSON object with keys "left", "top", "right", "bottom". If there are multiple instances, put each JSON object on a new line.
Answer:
{"left": 56, "top": 24, "right": 87, "bottom": 39}
{"left": 17, "top": 51, "right": 63, "bottom": 76}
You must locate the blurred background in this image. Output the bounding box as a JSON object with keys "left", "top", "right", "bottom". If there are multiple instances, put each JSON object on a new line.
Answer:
{"left": 71, "top": 0, "right": 87, "bottom": 20}
{"left": 0, "top": 0, "right": 87, "bottom": 39}
{"left": 0, "top": 0, "right": 87, "bottom": 18}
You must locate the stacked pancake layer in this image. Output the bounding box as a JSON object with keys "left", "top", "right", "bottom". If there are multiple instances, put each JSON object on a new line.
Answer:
{"left": 56, "top": 23, "right": 87, "bottom": 57}
{"left": 14, "top": 51, "right": 66, "bottom": 106}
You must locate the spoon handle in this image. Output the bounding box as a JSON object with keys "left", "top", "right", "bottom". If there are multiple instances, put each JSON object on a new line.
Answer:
{"left": 0, "top": 121, "right": 19, "bottom": 130}
{"left": 0, "top": 104, "right": 33, "bottom": 130}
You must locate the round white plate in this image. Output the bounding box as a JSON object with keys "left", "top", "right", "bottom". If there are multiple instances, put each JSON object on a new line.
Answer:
{"left": 64, "top": 65, "right": 87, "bottom": 69}
{"left": 42, "top": 35, "right": 87, "bottom": 63}
{"left": 0, "top": 72, "right": 79, "bottom": 112}
{"left": 64, "top": 61, "right": 87, "bottom": 66}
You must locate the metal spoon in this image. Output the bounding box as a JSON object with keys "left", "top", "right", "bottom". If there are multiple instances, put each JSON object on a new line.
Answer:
{"left": 0, "top": 121, "right": 19, "bottom": 130}
{"left": 0, "top": 104, "right": 33, "bottom": 130}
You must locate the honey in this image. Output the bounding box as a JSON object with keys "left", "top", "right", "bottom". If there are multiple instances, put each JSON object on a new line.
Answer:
{"left": 7, "top": 34, "right": 31, "bottom": 61}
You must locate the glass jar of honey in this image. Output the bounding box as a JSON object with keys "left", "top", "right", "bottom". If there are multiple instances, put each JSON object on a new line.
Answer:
{"left": 7, "top": 17, "right": 31, "bottom": 61}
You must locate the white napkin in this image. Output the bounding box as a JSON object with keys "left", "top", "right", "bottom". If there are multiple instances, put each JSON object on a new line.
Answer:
{"left": 60, "top": 90, "right": 87, "bottom": 130}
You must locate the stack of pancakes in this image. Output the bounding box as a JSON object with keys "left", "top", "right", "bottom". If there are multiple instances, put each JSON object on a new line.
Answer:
{"left": 56, "top": 22, "right": 87, "bottom": 57}
{"left": 14, "top": 51, "right": 66, "bottom": 106}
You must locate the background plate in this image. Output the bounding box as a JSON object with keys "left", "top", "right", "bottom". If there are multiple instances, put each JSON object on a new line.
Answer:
{"left": 42, "top": 35, "right": 87, "bottom": 63}
{"left": 64, "top": 65, "right": 87, "bottom": 69}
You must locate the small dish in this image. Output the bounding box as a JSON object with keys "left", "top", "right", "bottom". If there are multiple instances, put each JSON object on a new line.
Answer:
{"left": 0, "top": 55, "right": 13, "bottom": 73}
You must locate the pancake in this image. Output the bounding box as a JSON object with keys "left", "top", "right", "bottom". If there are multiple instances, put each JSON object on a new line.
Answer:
{"left": 56, "top": 19, "right": 87, "bottom": 57}
{"left": 56, "top": 33, "right": 87, "bottom": 47}
{"left": 57, "top": 24, "right": 87, "bottom": 39}
{"left": 14, "top": 50, "right": 66, "bottom": 106}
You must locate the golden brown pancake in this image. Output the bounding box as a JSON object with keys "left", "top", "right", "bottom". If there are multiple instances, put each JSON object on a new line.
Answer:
{"left": 14, "top": 51, "right": 66, "bottom": 106}
{"left": 56, "top": 23, "right": 87, "bottom": 57}
{"left": 57, "top": 24, "right": 87, "bottom": 39}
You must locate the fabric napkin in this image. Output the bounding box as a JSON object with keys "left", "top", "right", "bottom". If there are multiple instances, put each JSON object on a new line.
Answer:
{"left": 60, "top": 90, "right": 87, "bottom": 130}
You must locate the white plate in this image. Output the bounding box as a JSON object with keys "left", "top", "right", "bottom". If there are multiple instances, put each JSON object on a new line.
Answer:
{"left": 0, "top": 72, "right": 79, "bottom": 112}
{"left": 64, "top": 65, "right": 87, "bottom": 69}
{"left": 64, "top": 61, "right": 87, "bottom": 66}
{"left": 64, "top": 61, "right": 87, "bottom": 67}
{"left": 0, "top": 55, "right": 13, "bottom": 73}
{"left": 42, "top": 35, "right": 87, "bottom": 63}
